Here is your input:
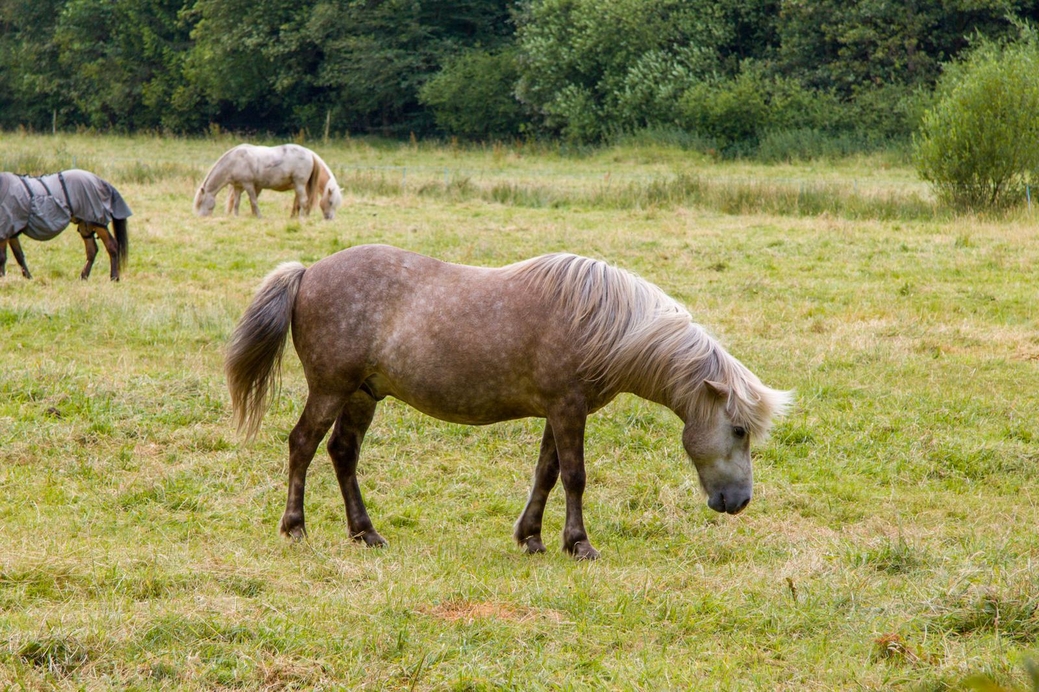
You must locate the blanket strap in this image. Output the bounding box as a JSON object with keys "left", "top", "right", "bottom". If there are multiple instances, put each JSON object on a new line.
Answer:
{"left": 57, "top": 172, "right": 74, "bottom": 217}
{"left": 17, "top": 175, "right": 36, "bottom": 199}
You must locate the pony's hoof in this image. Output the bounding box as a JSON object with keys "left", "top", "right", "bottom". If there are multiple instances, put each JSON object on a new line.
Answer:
{"left": 568, "top": 540, "right": 600, "bottom": 561}
{"left": 522, "top": 537, "right": 547, "bottom": 555}
{"left": 355, "top": 530, "right": 388, "bottom": 548}
{"left": 280, "top": 517, "right": 307, "bottom": 542}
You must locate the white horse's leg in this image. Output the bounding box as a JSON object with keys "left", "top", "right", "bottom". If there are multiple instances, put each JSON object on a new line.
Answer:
{"left": 244, "top": 185, "right": 261, "bottom": 217}
{"left": 227, "top": 187, "right": 241, "bottom": 216}
{"left": 292, "top": 183, "right": 308, "bottom": 219}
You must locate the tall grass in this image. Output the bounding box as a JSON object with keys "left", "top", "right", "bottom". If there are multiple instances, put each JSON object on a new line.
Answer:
{"left": 343, "top": 168, "right": 938, "bottom": 220}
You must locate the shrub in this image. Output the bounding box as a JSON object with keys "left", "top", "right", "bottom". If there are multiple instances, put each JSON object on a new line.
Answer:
{"left": 914, "top": 31, "right": 1039, "bottom": 211}
{"left": 418, "top": 49, "right": 526, "bottom": 139}
{"left": 677, "top": 65, "right": 847, "bottom": 153}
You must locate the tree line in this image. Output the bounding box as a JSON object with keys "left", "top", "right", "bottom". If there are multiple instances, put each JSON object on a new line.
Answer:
{"left": 1, "top": 0, "right": 1037, "bottom": 152}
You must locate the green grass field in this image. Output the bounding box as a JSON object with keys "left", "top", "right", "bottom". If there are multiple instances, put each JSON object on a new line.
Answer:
{"left": 1, "top": 132, "right": 1037, "bottom": 690}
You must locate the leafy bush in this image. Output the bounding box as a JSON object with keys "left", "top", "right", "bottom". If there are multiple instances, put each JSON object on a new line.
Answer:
{"left": 514, "top": 0, "right": 724, "bottom": 142}
{"left": 914, "top": 31, "right": 1039, "bottom": 210}
{"left": 676, "top": 66, "right": 846, "bottom": 152}
{"left": 419, "top": 49, "right": 526, "bottom": 139}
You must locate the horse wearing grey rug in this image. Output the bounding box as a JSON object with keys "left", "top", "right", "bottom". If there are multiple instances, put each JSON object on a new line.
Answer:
{"left": 0, "top": 169, "right": 131, "bottom": 281}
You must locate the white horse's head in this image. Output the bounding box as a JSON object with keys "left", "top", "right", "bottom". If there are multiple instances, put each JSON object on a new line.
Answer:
{"left": 193, "top": 186, "right": 216, "bottom": 216}
{"left": 320, "top": 182, "right": 343, "bottom": 220}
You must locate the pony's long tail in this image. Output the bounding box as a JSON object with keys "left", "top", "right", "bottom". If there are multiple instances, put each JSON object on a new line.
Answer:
{"left": 225, "top": 262, "right": 307, "bottom": 440}
{"left": 113, "top": 218, "right": 129, "bottom": 272}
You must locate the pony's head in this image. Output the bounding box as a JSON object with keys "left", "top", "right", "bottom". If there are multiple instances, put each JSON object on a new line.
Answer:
{"left": 193, "top": 186, "right": 216, "bottom": 216}
{"left": 682, "top": 377, "right": 792, "bottom": 515}
{"left": 320, "top": 182, "right": 343, "bottom": 220}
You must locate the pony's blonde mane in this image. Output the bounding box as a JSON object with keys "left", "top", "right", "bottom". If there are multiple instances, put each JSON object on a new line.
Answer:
{"left": 501, "top": 254, "right": 791, "bottom": 438}
{"left": 308, "top": 152, "right": 341, "bottom": 214}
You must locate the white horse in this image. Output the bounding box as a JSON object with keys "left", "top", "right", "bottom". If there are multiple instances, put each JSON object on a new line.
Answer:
{"left": 193, "top": 144, "right": 343, "bottom": 220}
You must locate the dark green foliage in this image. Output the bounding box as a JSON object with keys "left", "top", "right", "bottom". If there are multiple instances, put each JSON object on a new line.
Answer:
{"left": 419, "top": 48, "right": 526, "bottom": 139}
{"left": 0, "top": 0, "right": 1037, "bottom": 153}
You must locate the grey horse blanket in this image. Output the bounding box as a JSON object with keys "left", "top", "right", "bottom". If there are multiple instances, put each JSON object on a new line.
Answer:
{"left": 0, "top": 169, "right": 132, "bottom": 242}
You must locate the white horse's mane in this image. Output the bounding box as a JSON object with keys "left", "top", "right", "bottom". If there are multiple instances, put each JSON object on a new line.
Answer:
{"left": 501, "top": 253, "right": 791, "bottom": 438}
{"left": 310, "top": 151, "right": 342, "bottom": 212}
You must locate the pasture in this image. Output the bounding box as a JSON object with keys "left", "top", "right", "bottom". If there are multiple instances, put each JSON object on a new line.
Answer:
{"left": 1, "top": 132, "right": 1037, "bottom": 690}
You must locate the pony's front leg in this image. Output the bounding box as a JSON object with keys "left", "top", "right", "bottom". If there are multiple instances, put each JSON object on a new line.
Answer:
{"left": 8, "top": 235, "right": 32, "bottom": 279}
{"left": 0, "top": 238, "right": 7, "bottom": 277}
{"left": 227, "top": 188, "right": 241, "bottom": 216}
{"left": 514, "top": 422, "right": 560, "bottom": 554}
{"left": 549, "top": 407, "right": 599, "bottom": 560}
{"left": 78, "top": 224, "right": 98, "bottom": 280}
{"left": 280, "top": 392, "right": 345, "bottom": 540}
{"left": 327, "top": 391, "right": 386, "bottom": 547}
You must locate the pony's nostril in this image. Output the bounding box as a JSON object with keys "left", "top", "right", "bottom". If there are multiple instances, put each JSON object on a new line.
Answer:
{"left": 732, "top": 495, "right": 750, "bottom": 514}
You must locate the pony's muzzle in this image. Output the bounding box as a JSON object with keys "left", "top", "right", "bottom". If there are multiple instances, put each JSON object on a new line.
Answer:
{"left": 708, "top": 489, "right": 751, "bottom": 515}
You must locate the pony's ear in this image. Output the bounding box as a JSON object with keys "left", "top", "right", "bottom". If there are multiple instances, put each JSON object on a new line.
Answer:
{"left": 703, "top": 380, "right": 731, "bottom": 399}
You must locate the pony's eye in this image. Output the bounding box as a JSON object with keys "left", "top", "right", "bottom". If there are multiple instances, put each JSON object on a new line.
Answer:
{"left": 733, "top": 426, "right": 747, "bottom": 439}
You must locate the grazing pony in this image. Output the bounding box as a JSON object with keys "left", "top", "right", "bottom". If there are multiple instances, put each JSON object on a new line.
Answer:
{"left": 0, "top": 170, "right": 130, "bottom": 281}
{"left": 193, "top": 144, "right": 342, "bottom": 220}
{"left": 226, "top": 245, "right": 792, "bottom": 559}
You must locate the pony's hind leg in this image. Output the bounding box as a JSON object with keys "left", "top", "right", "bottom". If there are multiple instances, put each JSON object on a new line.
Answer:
{"left": 8, "top": 236, "right": 32, "bottom": 279}
{"left": 93, "top": 224, "right": 121, "bottom": 281}
{"left": 327, "top": 391, "right": 386, "bottom": 547}
{"left": 514, "top": 422, "right": 560, "bottom": 554}
{"left": 244, "top": 185, "right": 261, "bottom": 217}
{"left": 281, "top": 391, "right": 347, "bottom": 540}
{"left": 78, "top": 223, "right": 99, "bottom": 280}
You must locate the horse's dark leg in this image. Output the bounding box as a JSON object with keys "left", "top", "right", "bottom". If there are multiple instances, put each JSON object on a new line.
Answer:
{"left": 550, "top": 409, "right": 599, "bottom": 560}
{"left": 78, "top": 224, "right": 98, "bottom": 280}
{"left": 280, "top": 392, "right": 345, "bottom": 540}
{"left": 9, "top": 235, "right": 32, "bottom": 279}
{"left": 0, "top": 239, "right": 7, "bottom": 277}
{"left": 93, "top": 224, "right": 121, "bottom": 281}
{"left": 327, "top": 391, "right": 386, "bottom": 547}
{"left": 514, "top": 422, "right": 560, "bottom": 554}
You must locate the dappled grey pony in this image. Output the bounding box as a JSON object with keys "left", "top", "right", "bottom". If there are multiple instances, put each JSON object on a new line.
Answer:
{"left": 226, "top": 245, "right": 791, "bottom": 559}
{"left": 0, "top": 170, "right": 130, "bottom": 280}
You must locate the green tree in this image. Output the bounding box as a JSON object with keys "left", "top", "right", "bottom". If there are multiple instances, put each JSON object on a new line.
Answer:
{"left": 50, "top": 0, "right": 196, "bottom": 131}
{"left": 306, "top": 0, "right": 515, "bottom": 135}
{"left": 914, "top": 30, "right": 1039, "bottom": 210}
{"left": 0, "top": 0, "right": 68, "bottom": 130}
{"left": 514, "top": 0, "right": 727, "bottom": 142}
{"left": 418, "top": 48, "right": 525, "bottom": 138}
